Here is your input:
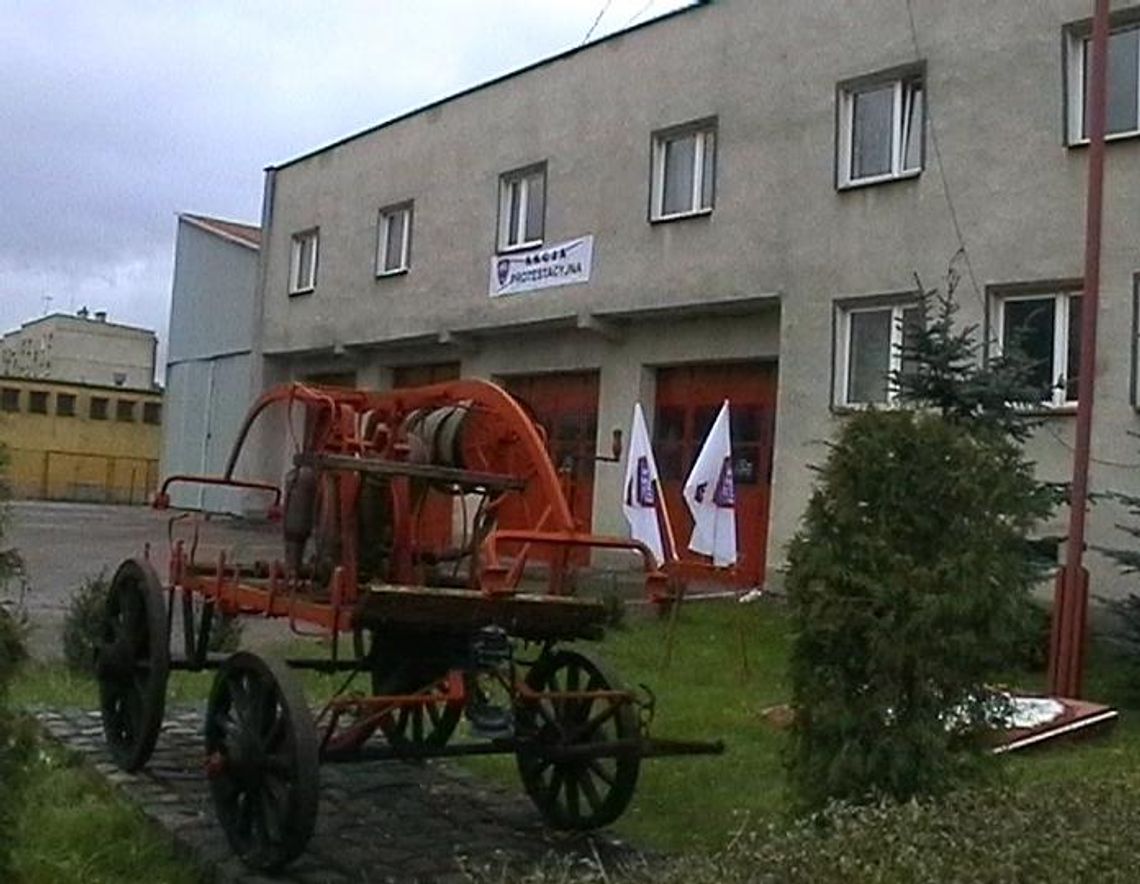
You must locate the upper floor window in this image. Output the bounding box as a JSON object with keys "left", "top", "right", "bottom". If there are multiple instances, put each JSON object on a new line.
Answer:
{"left": 498, "top": 164, "right": 545, "bottom": 251}
{"left": 377, "top": 203, "right": 413, "bottom": 276}
{"left": 1066, "top": 19, "right": 1140, "bottom": 143}
{"left": 834, "top": 298, "right": 922, "bottom": 407}
{"left": 28, "top": 391, "right": 48, "bottom": 414}
{"left": 1, "top": 388, "right": 19, "bottom": 413}
{"left": 90, "top": 397, "right": 108, "bottom": 421}
{"left": 991, "top": 286, "right": 1083, "bottom": 408}
{"left": 650, "top": 120, "right": 716, "bottom": 220}
{"left": 57, "top": 393, "right": 76, "bottom": 417}
{"left": 116, "top": 399, "right": 135, "bottom": 422}
{"left": 837, "top": 66, "right": 924, "bottom": 188}
{"left": 142, "top": 402, "right": 162, "bottom": 425}
{"left": 289, "top": 229, "right": 319, "bottom": 294}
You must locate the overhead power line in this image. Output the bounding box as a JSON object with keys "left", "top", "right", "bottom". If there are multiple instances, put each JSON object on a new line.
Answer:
{"left": 904, "top": 0, "right": 984, "bottom": 308}
{"left": 624, "top": 0, "right": 659, "bottom": 27}
{"left": 581, "top": 0, "right": 616, "bottom": 44}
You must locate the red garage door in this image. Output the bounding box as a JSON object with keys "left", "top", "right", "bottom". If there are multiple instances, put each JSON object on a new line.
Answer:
{"left": 653, "top": 362, "right": 777, "bottom": 586}
{"left": 304, "top": 372, "right": 357, "bottom": 388}
{"left": 392, "top": 362, "right": 461, "bottom": 389}
{"left": 500, "top": 371, "right": 600, "bottom": 563}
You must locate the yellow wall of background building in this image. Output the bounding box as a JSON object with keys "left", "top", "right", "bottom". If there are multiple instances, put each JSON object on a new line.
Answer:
{"left": 0, "top": 377, "right": 161, "bottom": 504}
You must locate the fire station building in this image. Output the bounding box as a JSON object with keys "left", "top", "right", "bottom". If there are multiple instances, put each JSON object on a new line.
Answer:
{"left": 244, "top": 0, "right": 1140, "bottom": 592}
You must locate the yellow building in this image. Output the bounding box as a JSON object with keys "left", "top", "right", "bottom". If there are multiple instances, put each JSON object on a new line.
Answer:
{"left": 0, "top": 377, "right": 162, "bottom": 504}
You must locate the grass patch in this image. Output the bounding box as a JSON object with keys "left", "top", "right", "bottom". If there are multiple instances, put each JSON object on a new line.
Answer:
{"left": 5, "top": 636, "right": 341, "bottom": 884}
{"left": 10, "top": 597, "right": 1140, "bottom": 879}
{"left": 599, "top": 599, "right": 791, "bottom": 850}
{"left": 10, "top": 664, "right": 216, "bottom": 710}
{"left": 9, "top": 635, "right": 344, "bottom": 711}
{"left": 1004, "top": 640, "right": 1140, "bottom": 789}
{"left": 466, "top": 599, "right": 1140, "bottom": 857}
{"left": 9, "top": 738, "right": 198, "bottom": 884}
{"left": 462, "top": 599, "right": 792, "bottom": 852}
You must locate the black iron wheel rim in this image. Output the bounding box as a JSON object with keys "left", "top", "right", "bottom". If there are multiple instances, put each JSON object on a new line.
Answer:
{"left": 375, "top": 662, "right": 463, "bottom": 748}
{"left": 97, "top": 559, "right": 168, "bottom": 772}
{"left": 205, "top": 652, "right": 318, "bottom": 873}
{"left": 516, "top": 648, "right": 640, "bottom": 831}
{"left": 364, "top": 633, "right": 463, "bottom": 748}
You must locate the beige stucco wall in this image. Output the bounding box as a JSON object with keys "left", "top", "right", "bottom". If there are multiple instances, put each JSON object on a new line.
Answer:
{"left": 252, "top": 0, "right": 1140, "bottom": 594}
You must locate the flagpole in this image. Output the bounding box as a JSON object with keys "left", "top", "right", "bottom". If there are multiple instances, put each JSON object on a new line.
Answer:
{"left": 735, "top": 574, "right": 751, "bottom": 679}
{"left": 658, "top": 478, "right": 687, "bottom": 670}
{"left": 706, "top": 461, "right": 750, "bottom": 679}
{"left": 1048, "top": 0, "right": 1108, "bottom": 699}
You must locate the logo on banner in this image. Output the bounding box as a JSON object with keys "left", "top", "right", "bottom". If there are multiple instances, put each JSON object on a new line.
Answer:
{"left": 489, "top": 235, "right": 594, "bottom": 297}
{"left": 625, "top": 456, "right": 657, "bottom": 507}
{"left": 694, "top": 457, "right": 735, "bottom": 508}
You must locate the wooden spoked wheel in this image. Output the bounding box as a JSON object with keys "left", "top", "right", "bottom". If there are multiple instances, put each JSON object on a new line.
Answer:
{"left": 358, "top": 630, "right": 464, "bottom": 749}
{"left": 97, "top": 558, "right": 170, "bottom": 772}
{"left": 204, "top": 652, "right": 319, "bottom": 873}
{"left": 372, "top": 655, "right": 463, "bottom": 749}
{"left": 515, "top": 648, "right": 640, "bottom": 830}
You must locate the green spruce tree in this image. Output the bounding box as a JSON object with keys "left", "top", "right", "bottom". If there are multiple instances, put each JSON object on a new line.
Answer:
{"left": 785, "top": 271, "right": 1057, "bottom": 810}
{"left": 1092, "top": 485, "right": 1140, "bottom": 675}
{"left": 891, "top": 271, "right": 1052, "bottom": 441}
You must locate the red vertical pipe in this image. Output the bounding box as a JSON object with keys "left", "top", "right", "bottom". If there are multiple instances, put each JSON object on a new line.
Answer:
{"left": 1049, "top": 0, "right": 1110, "bottom": 699}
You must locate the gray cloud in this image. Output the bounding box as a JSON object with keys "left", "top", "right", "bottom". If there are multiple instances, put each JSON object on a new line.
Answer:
{"left": 0, "top": 1, "right": 689, "bottom": 359}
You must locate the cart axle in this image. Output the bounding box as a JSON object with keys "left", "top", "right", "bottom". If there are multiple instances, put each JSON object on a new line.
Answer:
{"left": 321, "top": 735, "right": 724, "bottom": 764}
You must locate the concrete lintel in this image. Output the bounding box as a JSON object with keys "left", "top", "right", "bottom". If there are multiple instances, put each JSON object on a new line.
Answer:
{"left": 594, "top": 291, "right": 782, "bottom": 322}
{"left": 576, "top": 312, "right": 625, "bottom": 342}
{"left": 438, "top": 329, "right": 480, "bottom": 354}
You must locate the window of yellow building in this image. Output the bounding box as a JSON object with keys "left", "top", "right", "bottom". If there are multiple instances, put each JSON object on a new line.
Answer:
{"left": 116, "top": 400, "right": 135, "bottom": 422}
{"left": 28, "top": 391, "right": 48, "bottom": 414}
{"left": 56, "top": 393, "right": 76, "bottom": 417}
{"left": 1, "top": 388, "right": 19, "bottom": 413}
{"left": 90, "top": 397, "right": 108, "bottom": 420}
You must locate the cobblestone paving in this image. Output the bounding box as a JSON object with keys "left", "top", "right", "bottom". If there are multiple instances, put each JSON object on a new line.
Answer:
{"left": 35, "top": 707, "right": 646, "bottom": 884}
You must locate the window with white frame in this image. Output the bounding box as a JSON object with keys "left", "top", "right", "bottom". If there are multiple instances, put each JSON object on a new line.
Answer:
{"left": 498, "top": 165, "right": 545, "bottom": 250}
{"left": 835, "top": 300, "right": 923, "bottom": 406}
{"left": 837, "top": 68, "right": 924, "bottom": 188}
{"left": 992, "top": 289, "right": 1083, "bottom": 408}
{"left": 377, "top": 203, "right": 412, "bottom": 275}
{"left": 289, "top": 229, "right": 319, "bottom": 294}
{"left": 651, "top": 121, "right": 716, "bottom": 220}
{"left": 1066, "top": 21, "right": 1140, "bottom": 143}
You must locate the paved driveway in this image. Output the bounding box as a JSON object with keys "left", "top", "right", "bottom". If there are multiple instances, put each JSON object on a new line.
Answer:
{"left": 3, "top": 500, "right": 279, "bottom": 659}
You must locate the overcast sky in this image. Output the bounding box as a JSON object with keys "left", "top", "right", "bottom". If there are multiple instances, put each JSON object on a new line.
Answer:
{"left": 0, "top": 0, "right": 692, "bottom": 358}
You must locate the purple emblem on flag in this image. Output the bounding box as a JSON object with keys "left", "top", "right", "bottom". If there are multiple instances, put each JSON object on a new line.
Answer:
{"left": 636, "top": 457, "right": 656, "bottom": 506}
{"left": 713, "top": 457, "right": 735, "bottom": 507}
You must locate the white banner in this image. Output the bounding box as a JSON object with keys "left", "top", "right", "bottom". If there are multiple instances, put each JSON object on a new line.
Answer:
{"left": 682, "top": 400, "right": 738, "bottom": 567}
{"left": 489, "top": 235, "right": 593, "bottom": 297}
{"left": 622, "top": 402, "right": 666, "bottom": 566}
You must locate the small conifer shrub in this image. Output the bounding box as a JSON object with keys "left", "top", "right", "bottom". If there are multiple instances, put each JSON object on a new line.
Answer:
{"left": 786, "top": 274, "right": 1057, "bottom": 809}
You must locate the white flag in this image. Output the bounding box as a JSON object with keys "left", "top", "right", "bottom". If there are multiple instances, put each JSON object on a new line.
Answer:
{"left": 621, "top": 403, "right": 666, "bottom": 566}
{"left": 682, "top": 400, "right": 737, "bottom": 567}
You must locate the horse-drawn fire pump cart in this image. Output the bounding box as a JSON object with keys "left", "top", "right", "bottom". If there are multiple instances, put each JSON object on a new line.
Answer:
{"left": 95, "top": 378, "right": 723, "bottom": 872}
